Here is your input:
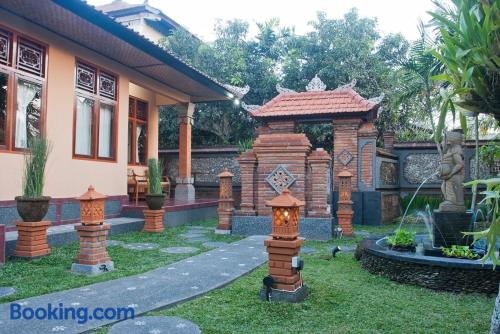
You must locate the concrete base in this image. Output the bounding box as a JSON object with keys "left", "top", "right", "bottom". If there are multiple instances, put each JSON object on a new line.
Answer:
{"left": 259, "top": 285, "right": 309, "bottom": 303}
{"left": 232, "top": 215, "right": 333, "bottom": 240}
{"left": 433, "top": 210, "right": 473, "bottom": 247}
{"left": 215, "top": 229, "right": 231, "bottom": 235}
{"left": 71, "top": 261, "right": 114, "bottom": 276}
{"left": 175, "top": 183, "right": 195, "bottom": 201}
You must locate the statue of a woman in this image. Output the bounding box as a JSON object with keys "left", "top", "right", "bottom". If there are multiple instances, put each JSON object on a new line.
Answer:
{"left": 438, "top": 130, "right": 465, "bottom": 212}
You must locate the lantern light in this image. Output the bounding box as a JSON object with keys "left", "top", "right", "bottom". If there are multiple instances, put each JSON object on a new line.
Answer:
{"left": 265, "top": 188, "right": 305, "bottom": 240}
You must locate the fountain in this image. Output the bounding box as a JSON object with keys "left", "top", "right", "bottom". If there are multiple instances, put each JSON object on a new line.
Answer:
{"left": 359, "top": 130, "right": 499, "bottom": 295}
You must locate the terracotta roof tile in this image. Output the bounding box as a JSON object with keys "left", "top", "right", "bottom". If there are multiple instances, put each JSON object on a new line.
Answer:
{"left": 250, "top": 88, "right": 378, "bottom": 119}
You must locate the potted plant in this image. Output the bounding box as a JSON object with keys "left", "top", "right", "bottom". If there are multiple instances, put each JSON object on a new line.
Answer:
{"left": 15, "top": 137, "right": 51, "bottom": 222}
{"left": 386, "top": 229, "right": 417, "bottom": 252}
{"left": 145, "top": 158, "right": 165, "bottom": 210}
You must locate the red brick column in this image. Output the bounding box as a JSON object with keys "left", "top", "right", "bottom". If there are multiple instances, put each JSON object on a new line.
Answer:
{"left": 74, "top": 224, "right": 111, "bottom": 265}
{"left": 264, "top": 238, "right": 304, "bottom": 291}
{"left": 307, "top": 149, "right": 331, "bottom": 218}
{"left": 253, "top": 133, "right": 311, "bottom": 216}
{"left": 143, "top": 209, "right": 165, "bottom": 233}
{"left": 175, "top": 103, "right": 195, "bottom": 200}
{"left": 216, "top": 169, "right": 235, "bottom": 231}
{"left": 383, "top": 131, "right": 395, "bottom": 150}
{"left": 337, "top": 170, "right": 354, "bottom": 236}
{"left": 14, "top": 221, "right": 51, "bottom": 258}
{"left": 237, "top": 150, "right": 257, "bottom": 216}
{"left": 332, "top": 119, "right": 362, "bottom": 191}
{"left": 358, "top": 122, "right": 378, "bottom": 190}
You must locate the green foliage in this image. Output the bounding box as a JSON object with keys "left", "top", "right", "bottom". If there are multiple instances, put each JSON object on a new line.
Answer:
{"left": 479, "top": 142, "right": 500, "bottom": 166}
{"left": 441, "top": 245, "right": 478, "bottom": 259}
{"left": 147, "top": 158, "right": 163, "bottom": 194}
{"left": 464, "top": 177, "right": 500, "bottom": 267}
{"left": 400, "top": 195, "right": 442, "bottom": 213}
{"left": 22, "top": 137, "right": 50, "bottom": 198}
{"left": 237, "top": 138, "right": 253, "bottom": 153}
{"left": 387, "top": 229, "right": 417, "bottom": 248}
{"left": 429, "top": 0, "right": 500, "bottom": 141}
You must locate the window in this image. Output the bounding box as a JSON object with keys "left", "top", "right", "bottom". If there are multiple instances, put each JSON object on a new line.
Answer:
{"left": 0, "top": 27, "right": 46, "bottom": 152}
{"left": 128, "top": 96, "right": 148, "bottom": 165}
{"left": 73, "top": 61, "right": 117, "bottom": 160}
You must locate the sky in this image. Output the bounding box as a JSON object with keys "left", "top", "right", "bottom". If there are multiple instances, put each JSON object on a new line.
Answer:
{"left": 87, "top": 0, "right": 435, "bottom": 42}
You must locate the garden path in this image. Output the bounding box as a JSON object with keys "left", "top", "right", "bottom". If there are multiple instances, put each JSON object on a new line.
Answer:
{"left": 0, "top": 235, "right": 268, "bottom": 334}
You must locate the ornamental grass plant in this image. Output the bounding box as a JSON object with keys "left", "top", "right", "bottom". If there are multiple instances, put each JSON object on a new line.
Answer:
{"left": 22, "top": 137, "right": 51, "bottom": 198}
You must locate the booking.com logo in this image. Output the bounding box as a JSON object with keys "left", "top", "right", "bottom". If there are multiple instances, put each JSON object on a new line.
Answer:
{"left": 10, "top": 303, "right": 135, "bottom": 324}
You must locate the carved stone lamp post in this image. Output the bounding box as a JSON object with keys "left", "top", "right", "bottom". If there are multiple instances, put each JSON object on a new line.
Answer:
{"left": 215, "top": 168, "right": 235, "bottom": 233}
{"left": 71, "top": 186, "right": 114, "bottom": 275}
{"left": 337, "top": 170, "right": 354, "bottom": 236}
{"left": 260, "top": 189, "right": 309, "bottom": 302}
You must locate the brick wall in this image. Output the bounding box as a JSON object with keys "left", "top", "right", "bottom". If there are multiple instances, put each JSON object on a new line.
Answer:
{"left": 332, "top": 119, "right": 362, "bottom": 191}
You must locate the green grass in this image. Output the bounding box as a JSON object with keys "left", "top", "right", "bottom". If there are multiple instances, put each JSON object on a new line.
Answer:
{"left": 0, "top": 218, "right": 240, "bottom": 303}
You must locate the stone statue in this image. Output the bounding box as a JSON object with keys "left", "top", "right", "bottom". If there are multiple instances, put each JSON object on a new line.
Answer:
{"left": 438, "top": 130, "right": 465, "bottom": 212}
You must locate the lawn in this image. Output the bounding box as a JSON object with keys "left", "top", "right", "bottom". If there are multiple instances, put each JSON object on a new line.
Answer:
{"left": 0, "top": 218, "right": 241, "bottom": 303}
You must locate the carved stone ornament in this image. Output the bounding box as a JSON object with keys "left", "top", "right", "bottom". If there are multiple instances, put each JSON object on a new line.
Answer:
{"left": 337, "top": 149, "right": 354, "bottom": 166}
{"left": 266, "top": 165, "right": 296, "bottom": 194}
{"left": 241, "top": 102, "right": 261, "bottom": 112}
{"left": 276, "top": 83, "right": 296, "bottom": 94}
{"left": 368, "top": 92, "right": 385, "bottom": 104}
{"left": 223, "top": 84, "right": 250, "bottom": 98}
{"left": 306, "top": 74, "right": 327, "bottom": 92}
{"left": 333, "top": 79, "right": 357, "bottom": 91}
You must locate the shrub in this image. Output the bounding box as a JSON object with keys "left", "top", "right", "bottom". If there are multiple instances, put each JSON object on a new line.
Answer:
{"left": 22, "top": 137, "right": 50, "bottom": 198}
{"left": 147, "top": 158, "right": 163, "bottom": 194}
{"left": 441, "top": 245, "right": 478, "bottom": 260}
{"left": 401, "top": 195, "right": 442, "bottom": 213}
{"left": 387, "top": 229, "right": 417, "bottom": 248}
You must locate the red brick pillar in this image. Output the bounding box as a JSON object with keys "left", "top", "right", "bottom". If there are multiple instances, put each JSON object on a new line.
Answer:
{"left": 307, "top": 149, "right": 331, "bottom": 218}
{"left": 175, "top": 103, "right": 195, "bottom": 200}
{"left": 14, "top": 221, "right": 51, "bottom": 258}
{"left": 262, "top": 189, "right": 308, "bottom": 300}
{"left": 358, "top": 122, "right": 378, "bottom": 191}
{"left": 72, "top": 186, "right": 114, "bottom": 275}
{"left": 216, "top": 169, "right": 235, "bottom": 232}
{"left": 143, "top": 210, "right": 164, "bottom": 233}
{"left": 384, "top": 131, "right": 395, "bottom": 150}
{"left": 332, "top": 119, "right": 362, "bottom": 191}
{"left": 337, "top": 171, "right": 354, "bottom": 236}
{"left": 237, "top": 150, "right": 257, "bottom": 216}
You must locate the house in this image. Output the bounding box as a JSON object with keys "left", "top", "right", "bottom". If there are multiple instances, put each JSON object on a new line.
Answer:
{"left": 0, "top": 0, "right": 234, "bottom": 228}
{"left": 96, "top": 0, "right": 194, "bottom": 44}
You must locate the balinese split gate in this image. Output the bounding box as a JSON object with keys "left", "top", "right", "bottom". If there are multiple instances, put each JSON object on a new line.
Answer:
{"left": 232, "top": 76, "right": 400, "bottom": 240}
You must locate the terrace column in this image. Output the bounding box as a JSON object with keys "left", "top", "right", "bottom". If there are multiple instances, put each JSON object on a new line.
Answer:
{"left": 175, "top": 103, "right": 195, "bottom": 200}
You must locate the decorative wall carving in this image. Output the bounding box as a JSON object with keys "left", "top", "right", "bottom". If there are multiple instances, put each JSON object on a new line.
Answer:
{"left": 266, "top": 165, "right": 296, "bottom": 194}
{"left": 337, "top": 149, "right": 353, "bottom": 166}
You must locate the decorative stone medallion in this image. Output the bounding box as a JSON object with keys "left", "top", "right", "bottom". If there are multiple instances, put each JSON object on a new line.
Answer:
{"left": 108, "top": 316, "right": 201, "bottom": 334}
{"left": 266, "top": 165, "right": 296, "bottom": 194}
{"left": 337, "top": 149, "right": 353, "bottom": 166}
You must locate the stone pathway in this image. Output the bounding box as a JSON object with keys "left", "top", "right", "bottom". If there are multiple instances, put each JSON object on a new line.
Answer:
{"left": 123, "top": 243, "right": 160, "bottom": 251}
{"left": 0, "top": 236, "right": 268, "bottom": 334}
{"left": 160, "top": 247, "right": 199, "bottom": 254}
{"left": 106, "top": 240, "right": 124, "bottom": 247}
{"left": 0, "top": 287, "right": 15, "bottom": 298}
{"left": 300, "top": 246, "right": 317, "bottom": 254}
{"left": 202, "top": 242, "right": 228, "bottom": 248}
{"left": 108, "top": 316, "right": 201, "bottom": 334}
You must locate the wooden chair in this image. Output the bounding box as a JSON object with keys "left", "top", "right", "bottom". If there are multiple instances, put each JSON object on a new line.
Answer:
{"left": 127, "top": 169, "right": 148, "bottom": 205}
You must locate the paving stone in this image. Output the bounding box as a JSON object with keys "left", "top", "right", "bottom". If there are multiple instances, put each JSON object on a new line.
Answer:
{"left": 186, "top": 226, "right": 213, "bottom": 230}
{"left": 202, "top": 242, "right": 229, "bottom": 248}
{"left": 354, "top": 230, "right": 371, "bottom": 237}
{"left": 106, "top": 240, "right": 124, "bottom": 247}
{"left": 108, "top": 316, "right": 201, "bottom": 334}
{"left": 185, "top": 229, "right": 210, "bottom": 234}
{"left": 300, "top": 246, "right": 317, "bottom": 254}
{"left": 339, "top": 245, "right": 357, "bottom": 252}
{"left": 181, "top": 233, "right": 206, "bottom": 239}
{"left": 123, "top": 243, "right": 160, "bottom": 251}
{"left": 185, "top": 236, "right": 210, "bottom": 243}
{"left": 0, "top": 287, "right": 15, "bottom": 298}
{"left": 160, "top": 247, "right": 200, "bottom": 254}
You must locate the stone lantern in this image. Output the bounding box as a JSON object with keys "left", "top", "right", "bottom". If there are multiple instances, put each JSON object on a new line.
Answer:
{"left": 71, "top": 186, "right": 114, "bottom": 275}
{"left": 260, "top": 189, "right": 309, "bottom": 302}
{"left": 337, "top": 170, "right": 354, "bottom": 236}
{"left": 215, "top": 168, "right": 235, "bottom": 233}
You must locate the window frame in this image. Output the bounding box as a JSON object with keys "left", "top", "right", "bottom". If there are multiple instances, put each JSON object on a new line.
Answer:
{"left": 128, "top": 96, "right": 148, "bottom": 166}
{"left": 0, "top": 25, "right": 48, "bottom": 153}
{"left": 72, "top": 59, "right": 119, "bottom": 162}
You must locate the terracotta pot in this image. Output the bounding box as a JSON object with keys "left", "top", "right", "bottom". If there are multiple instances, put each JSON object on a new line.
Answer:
{"left": 145, "top": 193, "right": 165, "bottom": 210}
{"left": 15, "top": 196, "right": 51, "bottom": 222}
